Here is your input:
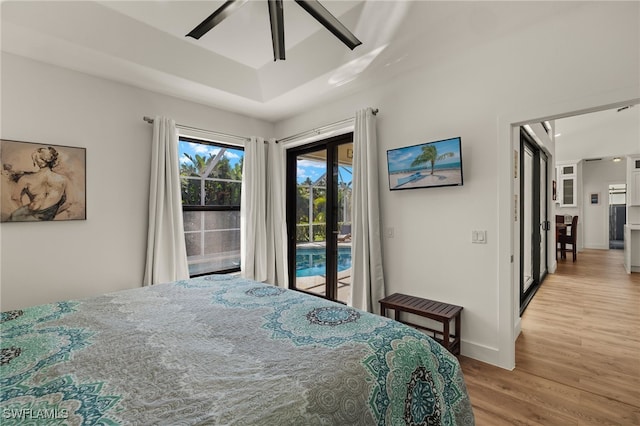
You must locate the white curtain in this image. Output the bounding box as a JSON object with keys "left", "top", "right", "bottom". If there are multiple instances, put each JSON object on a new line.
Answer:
{"left": 350, "top": 108, "right": 386, "bottom": 313}
{"left": 240, "top": 137, "right": 268, "bottom": 281}
{"left": 266, "top": 140, "right": 289, "bottom": 287}
{"left": 143, "top": 116, "right": 189, "bottom": 285}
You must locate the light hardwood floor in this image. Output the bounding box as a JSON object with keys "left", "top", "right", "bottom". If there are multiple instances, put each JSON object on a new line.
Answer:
{"left": 459, "top": 249, "right": 640, "bottom": 425}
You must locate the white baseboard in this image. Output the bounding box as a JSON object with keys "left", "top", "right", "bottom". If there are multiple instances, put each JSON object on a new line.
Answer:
{"left": 460, "top": 340, "right": 505, "bottom": 369}
{"left": 514, "top": 318, "right": 522, "bottom": 341}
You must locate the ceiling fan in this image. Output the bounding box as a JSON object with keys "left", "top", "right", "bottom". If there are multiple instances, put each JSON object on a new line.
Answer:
{"left": 186, "top": 0, "right": 362, "bottom": 61}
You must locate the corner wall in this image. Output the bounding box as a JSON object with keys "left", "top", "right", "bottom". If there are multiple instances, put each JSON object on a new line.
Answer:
{"left": 0, "top": 53, "right": 274, "bottom": 311}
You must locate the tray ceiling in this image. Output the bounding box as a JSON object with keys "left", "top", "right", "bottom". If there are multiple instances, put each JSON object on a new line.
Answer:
{"left": 1, "top": 1, "right": 587, "bottom": 122}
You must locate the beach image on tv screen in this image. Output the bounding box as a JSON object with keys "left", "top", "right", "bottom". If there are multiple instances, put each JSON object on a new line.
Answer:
{"left": 387, "top": 137, "right": 463, "bottom": 190}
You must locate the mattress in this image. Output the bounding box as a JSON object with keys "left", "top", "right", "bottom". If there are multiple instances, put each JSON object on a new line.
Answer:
{"left": 1, "top": 275, "right": 474, "bottom": 425}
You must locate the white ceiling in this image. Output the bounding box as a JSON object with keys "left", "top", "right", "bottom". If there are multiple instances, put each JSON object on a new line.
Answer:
{"left": 554, "top": 104, "right": 640, "bottom": 162}
{"left": 2, "top": 0, "right": 421, "bottom": 121}
{"left": 0, "top": 1, "right": 610, "bottom": 123}
{"left": 2, "top": 0, "right": 567, "bottom": 122}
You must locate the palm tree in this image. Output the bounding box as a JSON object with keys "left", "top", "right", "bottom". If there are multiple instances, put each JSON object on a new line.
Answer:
{"left": 411, "top": 145, "right": 455, "bottom": 175}
{"left": 181, "top": 153, "right": 210, "bottom": 176}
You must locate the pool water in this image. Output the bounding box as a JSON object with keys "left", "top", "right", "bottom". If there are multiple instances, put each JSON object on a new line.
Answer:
{"left": 296, "top": 247, "right": 352, "bottom": 277}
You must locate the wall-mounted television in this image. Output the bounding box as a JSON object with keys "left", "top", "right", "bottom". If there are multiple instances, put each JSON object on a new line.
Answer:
{"left": 387, "top": 137, "right": 463, "bottom": 190}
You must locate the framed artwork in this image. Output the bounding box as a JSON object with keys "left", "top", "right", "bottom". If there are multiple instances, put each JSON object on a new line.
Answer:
{"left": 552, "top": 180, "right": 557, "bottom": 201}
{"left": 590, "top": 193, "right": 600, "bottom": 205}
{"left": 1, "top": 140, "right": 86, "bottom": 222}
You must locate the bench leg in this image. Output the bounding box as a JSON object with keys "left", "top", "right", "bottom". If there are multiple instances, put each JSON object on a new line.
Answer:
{"left": 443, "top": 321, "right": 450, "bottom": 352}
{"left": 454, "top": 314, "right": 461, "bottom": 355}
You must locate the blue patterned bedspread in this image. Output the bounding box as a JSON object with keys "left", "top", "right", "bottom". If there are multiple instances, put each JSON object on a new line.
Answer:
{"left": 1, "top": 275, "right": 474, "bottom": 425}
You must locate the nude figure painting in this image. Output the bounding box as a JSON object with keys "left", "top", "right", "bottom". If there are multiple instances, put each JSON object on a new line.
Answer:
{"left": 1, "top": 140, "right": 86, "bottom": 222}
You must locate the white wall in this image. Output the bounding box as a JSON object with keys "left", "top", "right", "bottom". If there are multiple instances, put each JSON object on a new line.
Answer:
{"left": 275, "top": 1, "right": 640, "bottom": 367}
{"left": 0, "top": 53, "right": 274, "bottom": 311}
{"left": 582, "top": 159, "right": 627, "bottom": 249}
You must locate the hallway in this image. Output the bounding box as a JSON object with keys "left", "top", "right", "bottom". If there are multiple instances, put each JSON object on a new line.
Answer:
{"left": 461, "top": 249, "right": 640, "bottom": 425}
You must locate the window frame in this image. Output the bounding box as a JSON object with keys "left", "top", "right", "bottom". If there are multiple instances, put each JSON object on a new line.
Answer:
{"left": 178, "top": 135, "right": 244, "bottom": 277}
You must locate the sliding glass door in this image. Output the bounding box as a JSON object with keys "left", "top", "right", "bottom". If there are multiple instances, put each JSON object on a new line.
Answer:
{"left": 286, "top": 134, "right": 353, "bottom": 304}
{"left": 520, "top": 128, "right": 549, "bottom": 313}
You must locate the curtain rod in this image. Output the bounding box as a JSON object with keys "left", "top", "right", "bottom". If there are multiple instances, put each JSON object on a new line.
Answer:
{"left": 143, "top": 116, "right": 251, "bottom": 143}
{"left": 276, "top": 108, "right": 379, "bottom": 144}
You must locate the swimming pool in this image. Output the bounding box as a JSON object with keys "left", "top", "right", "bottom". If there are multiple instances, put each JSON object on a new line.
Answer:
{"left": 296, "top": 246, "right": 352, "bottom": 277}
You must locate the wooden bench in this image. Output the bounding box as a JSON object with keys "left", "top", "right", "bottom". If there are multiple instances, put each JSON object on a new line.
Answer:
{"left": 379, "top": 293, "right": 463, "bottom": 355}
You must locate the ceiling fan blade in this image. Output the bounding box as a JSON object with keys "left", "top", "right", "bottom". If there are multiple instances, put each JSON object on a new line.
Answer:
{"left": 294, "top": 0, "right": 362, "bottom": 50}
{"left": 186, "top": 0, "right": 249, "bottom": 40}
{"left": 268, "top": 0, "right": 285, "bottom": 60}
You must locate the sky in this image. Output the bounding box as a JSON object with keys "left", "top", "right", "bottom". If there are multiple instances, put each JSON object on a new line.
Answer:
{"left": 178, "top": 139, "right": 351, "bottom": 184}
{"left": 178, "top": 140, "right": 243, "bottom": 170}
{"left": 387, "top": 137, "right": 462, "bottom": 173}
{"left": 296, "top": 159, "right": 326, "bottom": 184}
{"left": 296, "top": 159, "right": 352, "bottom": 185}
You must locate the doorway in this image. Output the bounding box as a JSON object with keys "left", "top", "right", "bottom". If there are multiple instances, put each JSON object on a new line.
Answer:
{"left": 500, "top": 99, "right": 639, "bottom": 370}
{"left": 520, "top": 127, "right": 549, "bottom": 313}
{"left": 609, "top": 184, "right": 626, "bottom": 249}
{"left": 286, "top": 133, "right": 353, "bottom": 304}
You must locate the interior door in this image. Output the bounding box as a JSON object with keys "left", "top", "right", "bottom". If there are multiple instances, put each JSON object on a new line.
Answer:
{"left": 522, "top": 144, "right": 534, "bottom": 293}
{"left": 539, "top": 153, "right": 548, "bottom": 281}
{"left": 286, "top": 134, "right": 353, "bottom": 304}
{"left": 520, "top": 128, "right": 548, "bottom": 313}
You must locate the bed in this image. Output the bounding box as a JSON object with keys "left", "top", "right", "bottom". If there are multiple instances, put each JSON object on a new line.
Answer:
{"left": 1, "top": 275, "right": 474, "bottom": 425}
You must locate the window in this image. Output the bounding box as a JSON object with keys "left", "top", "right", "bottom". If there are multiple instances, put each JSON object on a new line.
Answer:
{"left": 557, "top": 163, "right": 577, "bottom": 207}
{"left": 178, "top": 136, "right": 244, "bottom": 276}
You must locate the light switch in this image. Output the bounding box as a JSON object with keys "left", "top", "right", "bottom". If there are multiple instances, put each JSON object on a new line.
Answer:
{"left": 472, "top": 230, "right": 487, "bottom": 244}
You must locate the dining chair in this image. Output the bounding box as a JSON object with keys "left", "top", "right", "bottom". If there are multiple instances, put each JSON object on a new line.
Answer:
{"left": 557, "top": 215, "right": 578, "bottom": 262}
{"left": 555, "top": 215, "right": 566, "bottom": 260}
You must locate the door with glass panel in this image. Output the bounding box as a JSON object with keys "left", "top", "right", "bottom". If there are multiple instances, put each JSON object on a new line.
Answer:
{"left": 538, "top": 154, "right": 548, "bottom": 282}
{"left": 286, "top": 134, "right": 353, "bottom": 304}
{"left": 520, "top": 128, "right": 548, "bottom": 313}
